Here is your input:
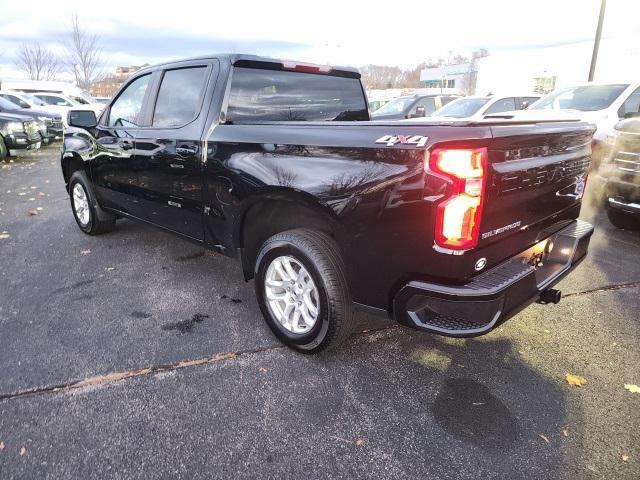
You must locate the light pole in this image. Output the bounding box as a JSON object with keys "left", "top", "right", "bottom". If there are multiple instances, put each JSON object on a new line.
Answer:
{"left": 588, "top": 0, "right": 607, "bottom": 82}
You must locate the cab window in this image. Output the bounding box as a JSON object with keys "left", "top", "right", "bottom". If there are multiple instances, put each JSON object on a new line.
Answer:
{"left": 108, "top": 74, "right": 151, "bottom": 128}
{"left": 37, "top": 95, "right": 73, "bottom": 107}
{"left": 153, "top": 67, "right": 208, "bottom": 127}
{"left": 618, "top": 87, "right": 640, "bottom": 118}
{"left": 485, "top": 97, "right": 517, "bottom": 114}
{"left": 411, "top": 97, "right": 436, "bottom": 116}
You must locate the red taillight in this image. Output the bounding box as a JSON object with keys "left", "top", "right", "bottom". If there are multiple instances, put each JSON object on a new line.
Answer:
{"left": 429, "top": 147, "right": 488, "bottom": 250}
{"left": 281, "top": 61, "right": 332, "bottom": 74}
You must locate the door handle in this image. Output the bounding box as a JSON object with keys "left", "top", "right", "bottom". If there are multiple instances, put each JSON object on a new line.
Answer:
{"left": 169, "top": 163, "right": 185, "bottom": 169}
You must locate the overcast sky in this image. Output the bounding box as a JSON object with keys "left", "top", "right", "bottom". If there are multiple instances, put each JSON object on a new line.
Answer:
{"left": 1, "top": 0, "right": 638, "bottom": 79}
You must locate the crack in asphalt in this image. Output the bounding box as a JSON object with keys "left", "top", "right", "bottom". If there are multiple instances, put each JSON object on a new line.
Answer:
{"left": 2, "top": 279, "right": 638, "bottom": 403}
{"left": 1, "top": 279, "right": 637, "bottom": 403}
{"left": 0, "top": 326, "right": 400, "bottom": 403}
{"left": 0, "top": 346, "right": 276, "bottom": 403}
{"left": 563, "top": 280, "right": 640, "bottom": 298}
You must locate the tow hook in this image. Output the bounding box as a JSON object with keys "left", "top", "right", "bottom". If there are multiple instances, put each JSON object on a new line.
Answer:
{"left": 537, "top": 288, "right": 562, "bottom": 305}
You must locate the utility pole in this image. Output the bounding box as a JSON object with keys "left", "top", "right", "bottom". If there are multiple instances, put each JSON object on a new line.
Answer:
{"left": 588, "top": 0, "right": 607, "bottom": 82}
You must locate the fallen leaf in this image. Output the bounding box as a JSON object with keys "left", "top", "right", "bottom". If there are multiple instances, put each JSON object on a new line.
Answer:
{"left": 624, "top": 384, "right": 640, "bottom": 393}
{"left": 622, "top": 454, "right": 629, "bottom": 462}
{"left": 27, "top": 208, "right": 39, "bottom": 216}
{"left": 0, "top": 440, "right": 4, "bottom": 450}
{"left": 565, "top": 373, "right": 587, "bottom": 387}
{"left": 105, "top": 267, "right": 115, "bottom": 271}
{"left": 544, "top": 329, "right": 550, "bottom": 333}
{"left": 80, "top": 249, "right": 91, "bottom": 256}
{"left": 562, "top": 429, "right": 569, "bottom": 437}
{"left": 355, "top": 439, "right": 364, "bottom": 446}
{"left": 20, "top": 446, "right": 26, "bottom": 456}
{"left": 539, "top": 434, "right": 550, "bottom": 444}
{"left": 259, "top": 367, "right": 267, "bottom": 373}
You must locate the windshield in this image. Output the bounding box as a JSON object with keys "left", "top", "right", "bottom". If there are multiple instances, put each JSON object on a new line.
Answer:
{"left": 372, "top": 97, "right": 414, "bottom": 116}
{"left": 1, "top": 94, "right": 30, "bottom": 108}
{"left": 25, "top": 94, "right": 48, "bottom": 106}
{"left": 434, "top": 97, "right": 490, "bottom": 118}
{"left": 530, "top": 84, "right": 629, "bottom": 112}
{"left": 0, "top": 97, "right": 20, "bottom": 111}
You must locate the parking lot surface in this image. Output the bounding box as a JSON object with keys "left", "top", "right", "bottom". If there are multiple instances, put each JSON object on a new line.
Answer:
{"left": 1, "top": 146, "right": 639, "bottom": 479}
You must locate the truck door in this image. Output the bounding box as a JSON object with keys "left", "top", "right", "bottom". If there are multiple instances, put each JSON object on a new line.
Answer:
{"left": 133, "top": 64, "right": 215, "bottom": 240}
{"left": 92, "top": 73, "right": 153, "bottom": 216}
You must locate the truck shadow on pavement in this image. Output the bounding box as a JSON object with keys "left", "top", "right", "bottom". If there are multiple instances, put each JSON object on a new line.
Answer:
{"left": 322, "top": 327, "right": 576, "bottom": 476}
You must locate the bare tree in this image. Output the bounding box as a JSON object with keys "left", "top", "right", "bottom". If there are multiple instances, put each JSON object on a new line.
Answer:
{"left": 64, "top": 13, "right": 103, "bottom": 90}
{"left": 14, "top": 43, "right": 62, "bottom": 80}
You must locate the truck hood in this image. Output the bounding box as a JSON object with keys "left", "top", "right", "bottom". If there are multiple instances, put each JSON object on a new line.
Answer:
{"left": 0, "top": 112, "right": 33, "bottom": 122}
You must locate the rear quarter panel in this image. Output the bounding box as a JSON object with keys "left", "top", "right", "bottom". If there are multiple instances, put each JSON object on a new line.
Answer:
{"left": 206, "top": 122, "right": 492, "bottom": 309}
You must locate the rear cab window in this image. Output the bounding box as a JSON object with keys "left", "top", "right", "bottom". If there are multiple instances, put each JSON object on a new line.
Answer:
{"left": 225, "top": 66, "right": 368, "bottom": 123}
{"left": 153, "top": 67, "right": 209, "bottom": 127}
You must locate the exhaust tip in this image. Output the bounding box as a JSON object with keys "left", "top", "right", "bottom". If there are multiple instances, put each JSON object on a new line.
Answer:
{"left": 538, "top": 289, "right": 562, "bottom": 305}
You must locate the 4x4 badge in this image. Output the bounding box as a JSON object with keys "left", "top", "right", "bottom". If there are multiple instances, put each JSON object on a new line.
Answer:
{"left": 375, "top": 134, "right": 429, "bottom": 147}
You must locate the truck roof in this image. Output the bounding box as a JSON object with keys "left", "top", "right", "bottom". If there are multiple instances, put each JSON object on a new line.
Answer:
{"left": 137, "top": 54, "right": 360, "bottom": 78}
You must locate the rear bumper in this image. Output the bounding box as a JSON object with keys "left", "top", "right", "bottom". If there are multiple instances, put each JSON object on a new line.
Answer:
{"left": 393, "top": 219, "right": 594, "bottom": 337}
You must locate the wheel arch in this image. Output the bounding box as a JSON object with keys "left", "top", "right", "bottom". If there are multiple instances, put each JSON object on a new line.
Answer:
{"left": 235, "top": 189, "right": 344, "bottom": 280}
{"left": 61, "top": 152, "right": 87, "bottom": 191}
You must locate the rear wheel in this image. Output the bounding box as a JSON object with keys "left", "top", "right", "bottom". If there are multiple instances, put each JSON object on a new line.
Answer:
{"left": 69, "top": 171, "right": 116, "bottom": 235}
{"left": 607, "top": 208, "right": 638, "bottom": 230}
{"left": 254, "top": 229, "right": 353, "bottom": 354}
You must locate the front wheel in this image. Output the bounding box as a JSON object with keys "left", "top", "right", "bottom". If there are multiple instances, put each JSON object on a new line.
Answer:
{"left": 254, "top": 229, "right": 353, "bottom": 354}
{"left": 69, "top": 171, "right": 116, "bottom": 235}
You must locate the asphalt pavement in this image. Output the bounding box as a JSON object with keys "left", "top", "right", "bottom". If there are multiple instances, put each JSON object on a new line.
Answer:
{"left": 0, "top": 145, "right": 639, "bottom": 479}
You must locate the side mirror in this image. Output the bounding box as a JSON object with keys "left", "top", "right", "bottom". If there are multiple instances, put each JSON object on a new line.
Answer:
{"left": 409, "top": 105, "right": 427, "bottom": 118}
{"left": 520, "top": 101, "right": 530, "bottom": 109}
{"left": 68, "top": 110, "right": 97, "bottom": 129}
{"left": 624, "top": 111, "right": 640, "bottom": 119}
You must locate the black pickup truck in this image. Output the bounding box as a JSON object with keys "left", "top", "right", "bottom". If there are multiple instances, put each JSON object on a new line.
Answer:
{"left": 61, "top": 54, "right": 595, "bottom": 353}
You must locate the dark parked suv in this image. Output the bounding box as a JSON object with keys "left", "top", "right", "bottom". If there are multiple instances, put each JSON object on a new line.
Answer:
{"left": 0, "top": 112, "right": 42, "bottom": 160}
{"left": 600, "top": 118, "right": 640, "bottom": 229}
{"left": 0, "top": 96, "right": 63, "bottom": 144}
{"left": 61, "top": 54, "right": 595, "bottom": 352}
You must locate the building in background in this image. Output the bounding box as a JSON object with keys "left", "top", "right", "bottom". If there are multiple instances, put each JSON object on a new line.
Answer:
{"left": 475, "top": 38, "right": 640, "bottom": 96}
{"left": 89, "top": 64, "right": 149, "bottom": 98}
{"left": 419, "top": 64, "right": 477, "bottom": 95}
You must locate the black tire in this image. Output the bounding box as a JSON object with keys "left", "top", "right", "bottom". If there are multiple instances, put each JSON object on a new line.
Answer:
{"left": 254, "top": 229, "right": 353, "bottom": 354}
{"left": 607, "top": 208, "right": 638, "bottom": 230}
{"left": 0, "top": 135, "right": 7, "bottom": 161}
{"left": 69, "top": 171, "right": 116, "bottom": 235}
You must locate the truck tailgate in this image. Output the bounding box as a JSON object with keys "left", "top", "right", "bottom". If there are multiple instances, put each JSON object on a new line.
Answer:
{"left": 479, "top": 122, "right": 594, "bottom": 250}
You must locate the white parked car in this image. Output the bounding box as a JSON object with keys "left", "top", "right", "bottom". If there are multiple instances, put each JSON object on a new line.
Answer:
{"left": 527, "top": 83, "right": 640, "bottom": 161}
{"left": 410, "top": 94, "right": 541, "bottom": 121}
{"left": 32, "top": 92, "right": 104, "bottom": 117}
{"left": 0, "top": 90, "right": 72, "bottom": 124}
